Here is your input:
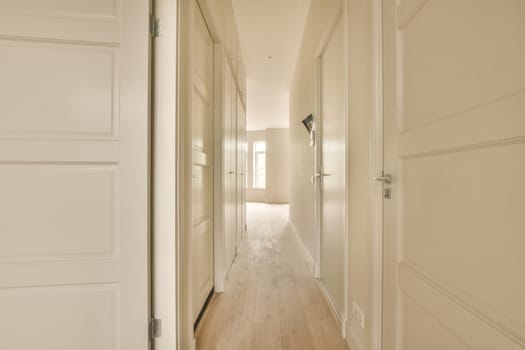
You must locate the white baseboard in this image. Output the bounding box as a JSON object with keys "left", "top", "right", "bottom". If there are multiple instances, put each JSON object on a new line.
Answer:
{"left": 289, "top": 220, "right": 350, "bottom": 348}
{"left": 315, "top": 278, "right": 344, "bottom": 329}
{"left": 288, "top": 220, "right": 316, "bottom": 274}
{"left": 345, "top": 325, "right": 365, "bottom": 350}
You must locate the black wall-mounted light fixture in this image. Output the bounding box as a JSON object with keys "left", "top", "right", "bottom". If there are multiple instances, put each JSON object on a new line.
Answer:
{"left": 302, "top": 114, "right": 315, "bottom": 147}
{"left": 302, "top": 114, "right": 314, "bottom": 134}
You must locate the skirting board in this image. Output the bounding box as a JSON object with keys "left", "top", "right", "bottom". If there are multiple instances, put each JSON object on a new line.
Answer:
{"left": 315, "top": 278, "right": 346, "bottom": 336}
{"left": 289, "top": 221, "right": 349, "bottom": 343}
{"left": 345, "top": 323, "right": 365, "bottom": 350}
{"left": 288, "top": 220, "right": 316, "bottom": 275}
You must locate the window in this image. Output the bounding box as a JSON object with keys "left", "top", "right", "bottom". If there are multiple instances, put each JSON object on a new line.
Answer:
{"left": 253, "top": 141, "right": 266, "bottom": 189}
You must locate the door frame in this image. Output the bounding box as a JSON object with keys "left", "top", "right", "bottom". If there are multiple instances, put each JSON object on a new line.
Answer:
{"left": 152, "top": 0, "right": 215, "bottom": 349}
{"left": 312, "top": 0, "right": 385, "bottom": 346}
{"left": 370, "top": 0, "right": 384, "bottom": 349}
{"left": 151, "top": 0, "right": 179, "bottom": 348}
{"left": 176, "top": 0, "right": 196, "bottom": 348}
{"left": 153, "top": 0, "right": 384, "bottom": 348}
{"left": 313, "top": 1, "right": 349, "bottom": 338}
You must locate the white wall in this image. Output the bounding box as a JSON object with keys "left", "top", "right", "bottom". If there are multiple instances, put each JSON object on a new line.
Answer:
{"left": 345, "top": 0, "right": 373, "bottom": 348}
{"left": 266, "top": 128, "right": 290, "bottom": 204}
{"left": 246, "top": 129, "right": 290, "bottom": 203}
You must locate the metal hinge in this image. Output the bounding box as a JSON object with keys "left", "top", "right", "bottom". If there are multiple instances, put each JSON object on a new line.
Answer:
{"left": 150, "top": 14, "right": 160, "bottom": 38}
{"left": 149, "top": 318, "right": 162, "bottom": 339}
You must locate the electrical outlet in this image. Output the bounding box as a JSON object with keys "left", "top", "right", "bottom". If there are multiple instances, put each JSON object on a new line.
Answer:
{"left": 352, "top": 301, "right": 365, "bottom": 329}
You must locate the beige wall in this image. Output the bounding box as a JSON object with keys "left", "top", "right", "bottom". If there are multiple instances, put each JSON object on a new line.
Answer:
{"left": 345, "top": 0, "right": 372, "bottom": 349}
{"left": 246, "top": 129, "right": 290, "bottom": 203}
{"left": 289, "top": 0, "right": 342, "bottom": 274}
{"left": 266, "top": 128, "right": 290, "bottom": 203}
{"left": 290, "top": 0, "right": 374, "bottom": 349}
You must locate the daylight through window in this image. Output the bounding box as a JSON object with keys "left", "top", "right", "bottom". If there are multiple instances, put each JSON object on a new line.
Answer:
{"left": 253, "top": 141, "right": 266, "bottom": 189}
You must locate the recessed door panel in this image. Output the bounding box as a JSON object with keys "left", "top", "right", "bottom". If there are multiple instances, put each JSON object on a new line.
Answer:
{"left": 192, "top": 3, "right": 214, "bottom": 323}
{"left": 0, "top": 0, "right": 150, "bottom": 348}
{"left": 320, "top": 15, "right": 345, "bottom": 317}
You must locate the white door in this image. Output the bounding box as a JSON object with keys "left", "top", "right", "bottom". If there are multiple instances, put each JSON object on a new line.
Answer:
{"left": 240, "top": 103, "right": 247, "bottom": 238}
{"left": 224, "top": 63, "right": 237, "bottom": 275}
{"left": 0, "top": 1, "right": 150, "bottom": 349}
{"left": 382, "top": 1, "right": 525, "bottom": 349}
{"left": 319, "top": 15, "right": 345, "bottom": 317}
{"left": 236, "top": 94, "right": 246, "bottom": 246}
{"left": 192, "top": 3, "right": 214, "bottom": 322}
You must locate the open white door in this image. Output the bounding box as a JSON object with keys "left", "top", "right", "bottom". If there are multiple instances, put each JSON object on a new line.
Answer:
{"left": 382, "top": 1, "right": 525, "bottom": 349}
{"left": 0, "top": 1, "right": 150, "bottom": 349}
{"left": 191, "top": 1, "right": 214, "bottom": 323}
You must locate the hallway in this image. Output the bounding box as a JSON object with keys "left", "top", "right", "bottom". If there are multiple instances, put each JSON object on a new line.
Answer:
{"left": 196, "top": 203, "right": 348, "bottom": 350}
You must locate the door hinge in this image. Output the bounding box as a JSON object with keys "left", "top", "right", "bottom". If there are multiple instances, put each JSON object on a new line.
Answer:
{"left": 150, "top": 14, "right": 160, "bottom": 38}
{"left": 149, "top": 318, "right": 162, "bottom": 339}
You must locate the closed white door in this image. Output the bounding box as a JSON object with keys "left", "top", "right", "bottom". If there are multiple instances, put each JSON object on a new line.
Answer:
{"left": 0, "top": 1, "right": 150, "bottom": 349}
{"left": 240, "top": 103, "right": 247, "bottom": 238}
{"left": 192, "top": 3, "right": 214, "bottom": 322}
{"left": 319, "top": 15, "right": 345, "bottom": 317}
{"left": 236, "top": 94, "right": 246, "bottom": 246}
{"left": 224, "top": 63, "right": 237, "bottom": 275}
{"left": 382, "top": 1, "right": 525, "bottom": 349}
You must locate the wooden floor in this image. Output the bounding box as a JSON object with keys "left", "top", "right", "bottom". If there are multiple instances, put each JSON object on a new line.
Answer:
{"left": 196, "top": 203, "right": 348, "bottom": 350}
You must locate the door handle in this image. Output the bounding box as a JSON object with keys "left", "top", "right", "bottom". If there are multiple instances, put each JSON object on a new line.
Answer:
{"left": 311, "top": 173, "right": 331, "bottom": 183}
{"left": 374, "top": 174, "right": 392, "bottom": 185}
{"left": 227, "top": 171, "right": 234, "bottom": 175}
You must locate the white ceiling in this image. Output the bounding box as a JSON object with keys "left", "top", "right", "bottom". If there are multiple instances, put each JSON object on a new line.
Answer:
{"left": 232, "top": 0, "right": 311, "bottom": 131}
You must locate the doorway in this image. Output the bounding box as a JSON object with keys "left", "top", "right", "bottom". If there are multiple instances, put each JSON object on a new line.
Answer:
{"left": 314, "top": 9, "right": 347, "bottom": 330}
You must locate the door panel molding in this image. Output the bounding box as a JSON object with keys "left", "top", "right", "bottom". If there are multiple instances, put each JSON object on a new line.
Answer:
{"left": 0, "top": 0, "right": 150, "bottom": 348}
{"left": 370, "top": 0, "right": 384, "bottom": 349}
{"left": 383, "top": 1, "right": 525, "bottom": 349}
{"left": 397, "top": 0, "right": 429, "bottom": 29}
{"left": 399, "top": 92, "right": 525, "bottom": 158}
{"left": 400, "top": 262, "right": 525, "bottom": 349}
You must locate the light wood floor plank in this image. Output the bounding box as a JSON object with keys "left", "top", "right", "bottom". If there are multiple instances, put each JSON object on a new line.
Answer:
{"left": 196, "top": 203, "right": 348, "bottom": 350}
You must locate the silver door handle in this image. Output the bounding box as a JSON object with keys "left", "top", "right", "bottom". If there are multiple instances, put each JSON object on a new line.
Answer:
{"left": 312, "top": 173, "right": 331, "bottom": 183}
{"left": 374, "top": 174, "right": 392, "bottom": 184}
{"left": 227, "top": 171, "right": 234, "bottom": 174}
